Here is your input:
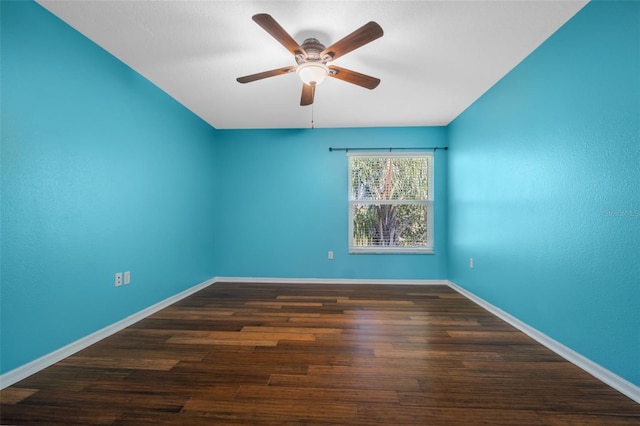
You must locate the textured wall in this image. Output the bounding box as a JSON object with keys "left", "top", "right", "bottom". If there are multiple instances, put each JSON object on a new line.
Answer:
{"left": 1, "top": 2, "right": 218, "bottom": 373}
{"left": 214, "top": 127, "right": 449, "bottom": 280}
{"left": 448, "top": 1, "right": 640, "bottom": 386}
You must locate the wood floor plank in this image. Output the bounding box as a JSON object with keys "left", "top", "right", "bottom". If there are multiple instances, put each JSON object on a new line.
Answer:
{"left": 9, "top": 365, "right": 133, "bottom": 392}
{"left": 18, "top": 388, "right": 188, "bottom": 413}
{"left": 182, "top": 398, "right": 359, "bottom": 421}
{"left": 239, "top": 325, "right": 343, "bottom": 335}
{"left": 57, "top": 356, "right": 180, "bottom": 371}
{"left": 2, "top": 283, "right": 638, "bottom": 425}
{"left": 0, "top": 404, "right": 123, "bottom": 425}
{"left": 0, "top": 387, "right": 39, "bottom": 404}
{"left": 356, "top": 403, "right": 547, "bottom": 425}
{"left": 234, "top": 384, "right": 400, "bottom": 404}
{"left": 267, "top": 372, "right": 423, "bottom": 391}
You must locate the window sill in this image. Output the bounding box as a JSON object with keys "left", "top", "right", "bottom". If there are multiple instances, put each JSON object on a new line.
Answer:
{"left": 349, "top": 248, "right": 434, "bottom": 255}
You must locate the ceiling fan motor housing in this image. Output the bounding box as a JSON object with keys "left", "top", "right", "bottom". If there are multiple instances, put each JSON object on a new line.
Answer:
{"left": 296, "top": 38, "right": 329, "bottom": 64}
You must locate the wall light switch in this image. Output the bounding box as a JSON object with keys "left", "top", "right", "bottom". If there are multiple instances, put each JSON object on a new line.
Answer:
{"left": 115, "top": 272, "right": 123, "bottom": 286}
{"left": 328, "top": 251, "right": 334, "bottom": 260}
{"left": 124, "top": 271, "right": 131, "bottom": 285}
{"left": 469, "top": 258, "right": 474, "bottom": 269}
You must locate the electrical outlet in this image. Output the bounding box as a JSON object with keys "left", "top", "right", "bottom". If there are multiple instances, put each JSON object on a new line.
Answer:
{"left": 469, "top": 258, "right": 474, "bottom": 269}
{"left": 328, "top": 251, "right": 334, "bottom": 260}
{"left": 124, "top": 271, "right": 131, "bottom": 285}
{"left": 115, "top": 272, "right": 123, "bottom": 286}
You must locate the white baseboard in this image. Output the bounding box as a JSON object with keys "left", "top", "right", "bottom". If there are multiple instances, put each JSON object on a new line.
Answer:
{"left": 213, "top": 276, "right": 450, "bottom": 286}
{"left": 0, "top": 277, "right": 216, "bottom": 390}
{"left": 447, "top": 281, "right": 640, "bottom": 405}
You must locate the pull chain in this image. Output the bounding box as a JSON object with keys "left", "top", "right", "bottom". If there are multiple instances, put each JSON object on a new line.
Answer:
{"left": 311, "top": 86, "right": 315, "bottom": 129}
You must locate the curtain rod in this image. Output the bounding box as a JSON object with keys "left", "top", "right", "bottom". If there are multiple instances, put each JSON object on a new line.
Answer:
{"left": 328, "top": 146, "right": 448, "bottom": 152}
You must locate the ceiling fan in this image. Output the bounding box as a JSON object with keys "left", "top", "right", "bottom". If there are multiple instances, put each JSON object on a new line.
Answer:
{"left": 237, "top": 14, "right": 383, "bottom": 106}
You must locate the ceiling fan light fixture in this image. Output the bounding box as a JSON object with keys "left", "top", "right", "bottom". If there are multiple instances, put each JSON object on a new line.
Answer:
{"left": 296, "top": 62, "right": 329, "bottom": 86}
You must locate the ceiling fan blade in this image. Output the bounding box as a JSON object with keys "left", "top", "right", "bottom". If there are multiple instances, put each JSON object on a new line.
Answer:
{"left": 252, "top": 14, "right": 305, "bottom": 57}
{"left": 321, "top": 21, "right": 383, "bottom": 61}
{"left": 236, "top": 66, "right": 295, "bottom": 84}
{"left": 300, "top": 84, "right": 315, "bottom": 106}
{"left": 328, "top": 66, "right": 380, "bottom": 89}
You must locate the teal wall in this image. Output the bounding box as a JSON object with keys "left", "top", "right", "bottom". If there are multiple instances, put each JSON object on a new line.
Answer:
{"left": 448, "top": 0, "right": 639, "bottom": 386}
{"left": 1, "top": 2, "right": 218, "bottom": 373}
{"left": 214, "top": 127, "right": 449, "bottom": 280}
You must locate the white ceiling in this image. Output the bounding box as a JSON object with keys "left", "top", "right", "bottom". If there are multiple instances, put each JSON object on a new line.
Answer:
{"left": 36, "top": 0, "right": 588, "bottom": 129}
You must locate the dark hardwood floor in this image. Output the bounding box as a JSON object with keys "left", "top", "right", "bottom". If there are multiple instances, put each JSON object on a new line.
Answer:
{"left": 2, "top": 283, "right": 639, "bottom": 425}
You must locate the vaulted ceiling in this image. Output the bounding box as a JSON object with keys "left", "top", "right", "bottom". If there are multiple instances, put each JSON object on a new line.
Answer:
{"left": 36, "top": 1, "right": 588, "bottom": 129}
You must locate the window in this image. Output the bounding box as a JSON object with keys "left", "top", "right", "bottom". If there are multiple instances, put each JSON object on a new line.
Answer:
{"left": 348, "top": 152, "right": 434, "bottom": 254}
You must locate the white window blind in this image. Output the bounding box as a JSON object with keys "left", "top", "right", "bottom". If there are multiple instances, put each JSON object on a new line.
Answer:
{"left": 348, "top": 152, "right": 434, "bottom": 253}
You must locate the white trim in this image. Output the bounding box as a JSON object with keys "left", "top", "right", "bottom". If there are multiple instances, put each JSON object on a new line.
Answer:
{"left": 348, "top": 247, "right": 434, "bottom": 255}
{"left": 447, "top": 280, "right": 640, "bottom": 405}
{"left": 0, "top": 277, "right": 216, "bottom": 390}
{"left": 213, "top": 277, "right": 449, "bottom": 286}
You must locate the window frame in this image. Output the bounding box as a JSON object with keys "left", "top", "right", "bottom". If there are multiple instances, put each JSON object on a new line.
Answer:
{"left": 347, "top": 152, "right": 434, "bottom": 254}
